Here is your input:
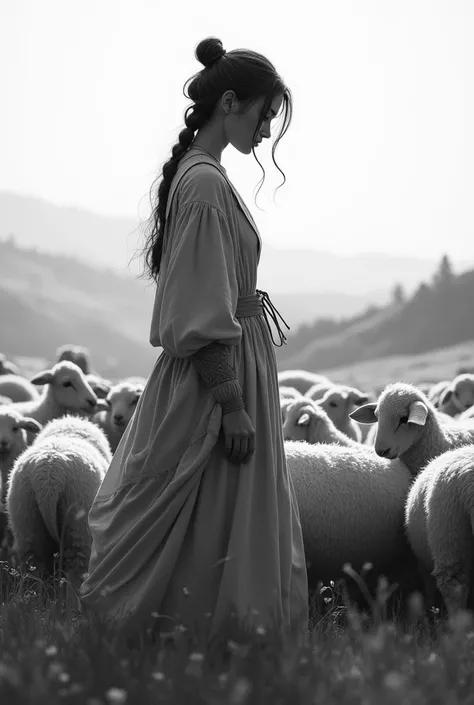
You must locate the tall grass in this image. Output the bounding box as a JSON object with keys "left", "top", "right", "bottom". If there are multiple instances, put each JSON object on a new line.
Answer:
{"left": 2, "top": 558, "right": 474, "bottom": 704}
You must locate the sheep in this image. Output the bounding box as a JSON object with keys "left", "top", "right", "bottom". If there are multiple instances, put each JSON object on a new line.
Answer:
{"left": 0, "top": 375, "right": 40, "bottom": 403}
{"left": 350, "top": 382, "right": 474, "bottom": 477}
{"left": 277, "top": 370, "right": 331, "bottom": 396}
{"left": 285, "top": 440, "right": 414, "bottom": 597}
{"left": 8, "top": 361, "right": 98, "bottom": 427}
{"left": 56, "top": 344, "right": 91, "bottom": 375}
{"left": 438, "top": 374, "right": 474, "bottom": 417}
{"left": 282, "top": 398, "right": 362, "bottom": 447}
{"left": 405, "top": 445, "right": 474, "bottom": 616}
{"left": 92, "top": 381, "right": 144, "bottom": 452}
{"left": 0, "top": 409, "right": 42, "bottom": 548}
{"left": 316, "top": 386, "right": 370, "bottom": 442}
{"left": 427, "top": 380, "right": 451, "bottom": 407}
{"left": 6, "top": 416, "right": 111, "bottom": 592}
{"left": 0, "top": 354, "right": 21, "bottom": 376}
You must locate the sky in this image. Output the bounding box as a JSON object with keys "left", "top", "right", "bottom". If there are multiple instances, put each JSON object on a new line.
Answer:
{"left": 1, "top": 0, "right": 473, "bottom": 260}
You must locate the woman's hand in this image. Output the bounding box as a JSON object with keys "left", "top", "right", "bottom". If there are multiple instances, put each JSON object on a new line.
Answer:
{"left": 221, "top": 408, "right": 256, "bottom": 464}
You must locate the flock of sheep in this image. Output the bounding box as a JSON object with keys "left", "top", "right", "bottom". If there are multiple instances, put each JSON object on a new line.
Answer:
{"left": 279, "top": 369, "right": 474, "bottom": 618}
{"left": 1, "top": 346, "right": 474, "bottom": 623}
{"left": 0, "top": 347, "right": 145, "bottom": 595}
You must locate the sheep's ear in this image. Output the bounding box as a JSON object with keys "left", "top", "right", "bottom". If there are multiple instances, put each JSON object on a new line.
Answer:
{"left": 296, "top": 412, "right": 311, "bottom": 426}
{"left": 19, "top": 418, "right": 42, "bottom": 434}
{"left": 407, "top": 400, "right": 428, "bottom": 426}
{"left": 349, "top": 403, "right": 377, "bottom": 424}
{"left": 30, "top": 370, "right": 54, "bottom": 385}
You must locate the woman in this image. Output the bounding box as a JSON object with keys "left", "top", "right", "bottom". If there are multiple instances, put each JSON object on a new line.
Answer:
{"left": 80, "top": 36, "right": 308, "bottom": 645}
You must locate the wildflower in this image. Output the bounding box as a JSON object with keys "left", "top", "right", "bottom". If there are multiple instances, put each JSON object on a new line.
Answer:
{"left": 151, "top": 672, "right": 165, "bottom": 681}
{"left": 426, "top": 652, "right": 437, "bottom": 664}
{"left": 75, "top": 508, "right": 86, "bottom": 520}
{"left": 189, "top": 652, "right": 204, "bottom": 663}
{"left": 58, "top": 672, "right": 70, "bottom": 683}
{"left": 182, "top": 586, "right": 190, "bottom": 596}
{"left": 256, "top": 625, "right": 266, "bottom": 635}
{"left": 45, "top": 645, "right": 58, "bottom": 656}
{"left": 105, "top": 687, "right": 127, "bottom": 704}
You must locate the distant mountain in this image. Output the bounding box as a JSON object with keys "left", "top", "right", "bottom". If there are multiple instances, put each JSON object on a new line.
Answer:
{"left": 276, "top": 266, "right": 474, "bottom": 372}
{"left": 2, "top": 191, "right": 473, "bottom": 304}
{"left": 0, "top": 239, "right": 158, "bottom": 378}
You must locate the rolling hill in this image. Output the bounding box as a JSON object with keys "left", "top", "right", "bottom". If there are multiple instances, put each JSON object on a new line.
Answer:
{"left": 277, "top": 265, "right": 474, "bottom": 373}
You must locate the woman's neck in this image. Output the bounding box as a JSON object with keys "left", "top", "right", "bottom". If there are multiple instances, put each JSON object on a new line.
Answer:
{"left": 191, "top": 125, "right": 227, "bottom": 163}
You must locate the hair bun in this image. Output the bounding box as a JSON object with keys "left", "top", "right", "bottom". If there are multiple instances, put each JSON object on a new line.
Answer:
{"left": 195, "top": 37, "right": 226, "bottom": 69}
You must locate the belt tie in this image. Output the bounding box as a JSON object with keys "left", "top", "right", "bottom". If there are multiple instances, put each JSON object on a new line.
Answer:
{"left": 235, "top": 290, "right": 290, "bottom": 347}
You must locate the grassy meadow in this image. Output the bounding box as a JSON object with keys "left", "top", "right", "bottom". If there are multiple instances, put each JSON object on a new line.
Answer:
{"left": 2, "top": 342, "right": 474, "bottom": 703}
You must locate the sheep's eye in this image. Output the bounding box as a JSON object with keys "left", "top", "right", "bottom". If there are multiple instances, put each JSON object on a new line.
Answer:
{"left": 63, "top": 381, "right": 73, "bottom": 388}
{"left": 12, "top": 426, "right": 18, "bottom": 432}
{"left": 132, "top": 397, "right": 139, "bottom": 405}
{"left": 400, "top": 416, "right": 409, "bottom": 425}
{"left": 329, "top": 401, "right": 338, "bottom": 408}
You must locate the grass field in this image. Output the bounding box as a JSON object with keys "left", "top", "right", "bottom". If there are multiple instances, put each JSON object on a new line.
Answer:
{"left": 2, "top": 563, "right": 474, "bottom": 703}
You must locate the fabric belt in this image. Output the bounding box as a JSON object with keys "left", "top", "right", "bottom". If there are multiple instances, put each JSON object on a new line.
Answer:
{"left": 235, "top": 290, "right": 290, "bottom": 347}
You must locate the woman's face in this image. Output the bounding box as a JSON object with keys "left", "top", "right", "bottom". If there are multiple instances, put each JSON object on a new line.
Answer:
{"left": 222, "top": 92, "right": 284, "bottom": 155}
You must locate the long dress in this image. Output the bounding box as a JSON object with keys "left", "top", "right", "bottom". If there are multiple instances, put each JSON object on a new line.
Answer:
{"left": 80, "top": 148, "right": 308, "bottom": 643}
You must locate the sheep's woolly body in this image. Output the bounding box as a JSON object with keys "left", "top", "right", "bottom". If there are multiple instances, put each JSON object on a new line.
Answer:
{"left": 0, "top": 375, "right": 39, "bottom": 403}
{"left": 285, "top": 440, "right": 412, "bottom": 584}
{"left": 405, "top": 445, "right": 474, "bottom": 614}
{"left": 277, "top": 370, "right": 331, "bottom": 396}
{"left": 282, "top": 398, "right": 362, "bottom": 447}
{"left": 6, "top": 417, "right": 110, "bottom": 584}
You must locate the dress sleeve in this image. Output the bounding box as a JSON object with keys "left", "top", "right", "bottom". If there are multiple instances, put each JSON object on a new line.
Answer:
{"left": 156, "top": 200, "right": 242, "bottom": 359}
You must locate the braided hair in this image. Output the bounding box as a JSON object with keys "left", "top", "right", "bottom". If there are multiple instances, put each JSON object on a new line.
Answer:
{"left": 140, "top": 36, "right": 292, "bottom": 282}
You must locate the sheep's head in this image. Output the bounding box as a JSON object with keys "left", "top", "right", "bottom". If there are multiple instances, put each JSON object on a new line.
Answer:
{"left": 350, "top": 383, "right": 431, "bottom": 459}
{"left": 95, "top": 382, "right": 144, "bottom": 429}
{"left": 439, "top": 374, "right": 474, "bottom": 415}
{"left": 282, "top": 398, "right": 336, "bottom": 444}
{"left": 30, "top": 361, "right": 98, "bottom": 414}
{"left": 0, "top": 409, "right": 42, "bottom": 456}
{"left": 317, "top": 386, "right": 369, "bottom": 426}
{"left": 56, "top": 344, "right": 91, "bottom": 375}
